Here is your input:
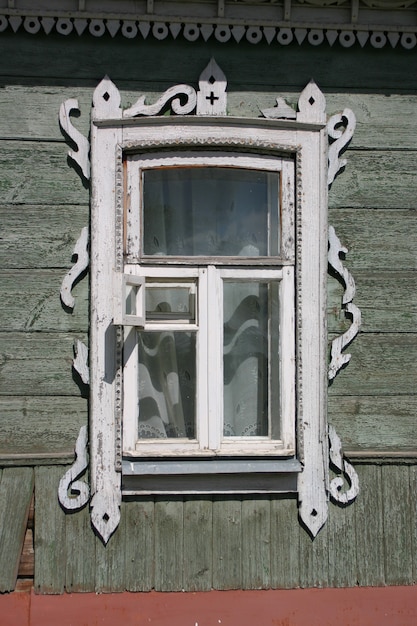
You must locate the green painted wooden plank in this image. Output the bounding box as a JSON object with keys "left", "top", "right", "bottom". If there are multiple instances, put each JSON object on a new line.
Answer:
{"left": 94, "top": 501, "right": 127, "bottom": 593}
{"left": 328, "top": 396, "right": 417, "bottom": 453}
{"left": 330, "top": 150, "right": 417, "bottom": 210}
{"left": 329, "top": 209, "right": 417, "bottom": 272}
{"left": 0, "top": 31, "right": 415, "bottom": 93}
{"left": 0, "top": 270, "right": 88, "bottom": 333}
{"left": 0, "top": 467, "right": 34, "bottom": 592}
{"left": 298, "top": 516, "right": 329, "bottom": 588}
{"left": 270, "top": 496, "right": 300, "bottom": 589}
{"left": 0, "top": 140, "right": 89, "bottom": 205}
{"left": 65, "top": 497, "right": 96, "bottom": 592}
{"left": 154, "top": 498, "right": 184, "bottom": 591}
{"left": 124, "top": 498, "right": 155, "bottom": 592}
{"left": 0, "top": 205, "right": 89, "bottom": 270}
{"left": 34, "top": 465, "right": 66, "bottom": 594}
{"left": 327, "top": 495, "right": 357, "bottom": 587}
{"left": 241, "top": 497, "right": 271, "bottom": 590}
{"left": 183, "top": 497, "right": 212, "bottom": 591}
{"left": 382, "top": 464, "right": 414, "bottom": 585}
{"left": 410, "top": 465, "right": 417, "bottom": 584}
{"left": 212, "top": 498, "right": 242, "bottom": 590}
{"left": 0, "top": 396, "right": 87, "bottom": 458}
{"left": 329, "top": 333, "right": 417, "bottom": 397}
{"left": 1, "top": 85, "right": 416, "bottom": 150}
{"left": 354, "top": 464, "right": 385, "bottom": 586}
{"left": 0, "top": 331, "right": 88, "bottom": 396}
{"left": 328, "top": 271, "right": 417, "bottom": 334}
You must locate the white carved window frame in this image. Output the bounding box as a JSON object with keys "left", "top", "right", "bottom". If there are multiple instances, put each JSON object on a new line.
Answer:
{"left": 87, "top": 70, "right": 330, "bottom": 543}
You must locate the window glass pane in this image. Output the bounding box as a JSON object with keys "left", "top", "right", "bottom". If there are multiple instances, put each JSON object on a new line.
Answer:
{"left": 143, "top": 167, "right": 280, "bottom": 257}
{"left": 146, "top": 281, "right": 196, "bottom": 322}
{"left": 223, "top": 281, "right": 280, "bottom": 438}
{"left": 137, "top": 331, "right": 196, "bottom": 439}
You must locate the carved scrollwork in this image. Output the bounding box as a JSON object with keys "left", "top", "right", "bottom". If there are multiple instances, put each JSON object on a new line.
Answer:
{"left": 123, "top": 84, "right": 197, "bottom": 117}
{"left": 327, "top": 108, "right": 356, "bottom": 186}
{"left": 328, "top": 225, "right": 362, "bottom": 380}
{"left": 58, "top": 425, "right": 90, "bottom": 511}
{"left": 59, "top": 98, "right": 90, "bottom": 182}
{"left": 60, "top": 226, "right": 89, "bottom": 310}
{"left": 328, "top": 425, "right": 359, "bottom": 504}
{"left": 73, "top": 339, "right": 89, "bottom": 385}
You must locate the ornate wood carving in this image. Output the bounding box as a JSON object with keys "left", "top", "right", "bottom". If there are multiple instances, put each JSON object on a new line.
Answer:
{"left": 73, "top": 339, "right": 89, "bottom": 385}
{"left": 327, "top": 109, "right": 356, "bottom": 187}
{"left": 58, "top": 425, "right": 90, "bottom": 511}
{"left": 328, "top": 425, "right": 359, "bottom": 505}
{"left": 59, "top": 99, "right": 90, "bottom": 182}
{"left": 60, "top": 226, "right": 89, "bottom": 310}
{"left": 328, "top": 225, "right": 362, "bottom": 380}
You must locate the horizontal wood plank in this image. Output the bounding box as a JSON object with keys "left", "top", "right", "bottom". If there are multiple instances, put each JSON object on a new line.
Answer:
{"left": 329, "top": 395, "right": 417, "bottom": 453}
{"left": 0, "top": 332, "right": 88, "bottom": 396}
{"left": 0, "top": 396, "right": 87, "bottom": 458}
{"left": 328, "top": 333, "right": 417, "bottom": 397}
{"left": 0, "top": 467, "right": 34, "bottom": 592}
{"left": 0, "top": 270, "right": 88, "bottom": 332}
{"left": 0, "top": 205, "right": 89, "bottom": 269}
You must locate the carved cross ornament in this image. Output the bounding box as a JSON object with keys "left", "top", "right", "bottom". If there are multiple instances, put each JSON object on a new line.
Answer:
{"left": 58, "top": 60, "right": 360, "bottom": 544}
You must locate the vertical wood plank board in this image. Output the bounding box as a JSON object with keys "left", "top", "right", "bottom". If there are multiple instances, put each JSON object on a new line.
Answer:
{"left": 183, "top": 497, "right": 213, "bottom": 591}
{"left": 270, "top": 496, "right": 300, "bottom": 589}
{"left": 298, "top": 517, "right": 329, "bottom": 588}
{"left": 124, "top": 498, "right": 155, "bottom": 592}
{"left": 212, "top": 498, "right": 242, "bottom": 590}
{"left": 65, "top": 502, "right": 96, "bottom": 593}
{"left": 410, "top": 465, "right": 417, "bottom": 584}
{"left": 0, "top": 467, "right": 34, "bottom": 592}
{"left": 241, "top": 498, "right": 271, "bottom": 590}
{"left": 94, "top": 502, "right": 126, "bottom": 593}
{"left": 354, "top": 464, "right": 385, "bottom": 586}
{"left": 154, "top": 498, "right": 184, "bottom": 591}
{"left": 382, "top": 464, "right": 413, "bottom": 585}
{"left": 327, "top": 498, "right": 357, "bottom": 587}
{"left": 34, "top": 466, "right": 66, "bottom": 594}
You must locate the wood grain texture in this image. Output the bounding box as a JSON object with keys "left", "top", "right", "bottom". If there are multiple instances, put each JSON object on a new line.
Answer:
{"left": 328, "top": 395, "right": 417, "bottom": 453}
{"left": 241, "top": 497, "right": 271, "bottom": 590}
{"left": 0, "top": 396, "right": 87, "bottom": 457}
{"left": 154, "top": 498, "right": 184, "bottom": 591}
{"left": 327, "top": 496, "right": 357, "bottom": 587}
{"left": 65, "top": 499, "right": 96, "bottom": 593}
{"left": 0, "top": 332, "right": 88, "bottom": 396}
{"left": 0, "top": 205, "right": 89, "bottom": 270}
{"left": 270, "top": 496, "right": 300, "bottom": 589}
{"left": 328, "top": 333, "right": 417, "bottom": 397}
{"left": 94, "top": 501, "right": 126, "bottom": 593}
{"left": 354, "top": 464, "right": 385, "bottom": 586}
{"left": 183, "top": 497, "right": 213, "bottom": 591}
{"left": 381, "top": 464, "right": 414, "bottom": 585}
{"left": 0, "top": 467, "right": 34, "bottom": 592}
{"left": 34, "top": 466, "right": 66, "bottom": 594}
{"left": 124, "top": 498, "right": 155, "bottom": 591}
{"left": 0, "top": 271, "right": 88, "bottom": 332}
{"left": 212, "top": 498, "right": 242, "bottom": 590}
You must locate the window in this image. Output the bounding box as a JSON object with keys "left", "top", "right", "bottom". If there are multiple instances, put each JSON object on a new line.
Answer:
{"left": 120, "top": 153, "right": 295, "bottom": 459}
{"left": 87, "top": 63, "right": 330, "bottom": 543}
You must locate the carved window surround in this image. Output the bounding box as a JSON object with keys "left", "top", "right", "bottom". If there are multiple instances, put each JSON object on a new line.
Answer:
{"left": 1, "top": 0, "right": 417, "bottom": 49}
{"left": 58, "top": 60, "right": 360, "bottom": 545}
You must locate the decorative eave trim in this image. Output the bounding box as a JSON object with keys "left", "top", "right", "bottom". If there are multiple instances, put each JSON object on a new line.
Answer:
{"left": 1, "top": 4, "right": 417, "bottom": 48}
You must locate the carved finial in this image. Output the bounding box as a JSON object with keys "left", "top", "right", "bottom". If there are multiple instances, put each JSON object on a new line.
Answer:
{"left": 91, "top": 488, "right": 121, "bottom": 544}
{"left": 92, "top": 75, "right": 121, "bottom": 119}
{"left": 297, "top": 80, "right": 326, "bottom": 124}
{"left": 197, "top": 58, "right": 227, "bottom": 115}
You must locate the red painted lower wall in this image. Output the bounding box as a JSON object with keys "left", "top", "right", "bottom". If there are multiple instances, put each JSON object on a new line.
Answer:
{"left": 1, "top": 586, "right": 417, "bottom": 626}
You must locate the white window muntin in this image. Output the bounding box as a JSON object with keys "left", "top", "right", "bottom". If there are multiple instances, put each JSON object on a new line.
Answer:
{"left": 122, "top": 265, "right": 295, "bottom": 457}
{"left": 126, "top": 152, "right": 295, "bottom": 264}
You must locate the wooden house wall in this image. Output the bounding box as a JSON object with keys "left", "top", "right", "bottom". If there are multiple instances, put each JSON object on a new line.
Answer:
{"left": 0, "top": 30, "right": 416, "bottom": 592}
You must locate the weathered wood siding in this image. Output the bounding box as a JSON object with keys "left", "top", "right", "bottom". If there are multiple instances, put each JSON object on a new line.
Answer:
{"left": 0, "top": 30, "right": 416, "bottom": 591}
